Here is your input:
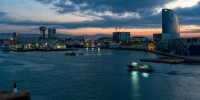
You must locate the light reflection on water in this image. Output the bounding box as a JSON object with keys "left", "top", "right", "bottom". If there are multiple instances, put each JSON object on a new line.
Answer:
{"left": 130, "top": 71, "right": 150, "bottom": 99}
{"left": 142, "top": 72, "right": 149, "bottom": 78}
{"left": 98, "top": 48, "right": 100, "bottom": 55}
{"left": 131, "top": 71, "right": 140, "bottom": 99}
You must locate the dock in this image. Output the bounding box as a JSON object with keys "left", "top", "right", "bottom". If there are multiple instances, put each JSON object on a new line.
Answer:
{"left": 0, "top": 83, "right": 30, "bottom": 100}
{"left": 11, "top": 48, "right": 79, "bottom": 52}
{"left": 140, "top": 58, "right": 186, "bottom": 64}
{"left": 0, "top": 90, "right": 30, "bottom": 100}
{"left": 145, "top": 50, "right": 200, "bottom": 63}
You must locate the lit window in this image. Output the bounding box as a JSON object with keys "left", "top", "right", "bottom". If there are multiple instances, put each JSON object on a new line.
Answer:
{"left": 165, "top": 10, "right": 167, "bottom": 11}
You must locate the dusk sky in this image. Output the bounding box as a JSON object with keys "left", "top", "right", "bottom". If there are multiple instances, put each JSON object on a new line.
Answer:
{"left": 0, "top": 0, "right": 200, "bottom": 38}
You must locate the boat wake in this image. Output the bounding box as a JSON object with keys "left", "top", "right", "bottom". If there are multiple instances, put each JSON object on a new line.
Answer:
{"left": 153, "top": 70, "right": 200, "bottom": 78}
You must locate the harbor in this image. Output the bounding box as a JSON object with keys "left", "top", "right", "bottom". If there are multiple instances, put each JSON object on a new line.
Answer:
{"left": 1, "top": 0, "right": 200, "bottom": 99}
{"left": 1, "top": 48, "right": 200, "bottom": 100}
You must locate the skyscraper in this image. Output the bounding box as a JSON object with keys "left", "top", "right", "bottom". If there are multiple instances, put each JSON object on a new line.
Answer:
{"left": 52, "top": 28, "right": 56, "bottom": 38}
{"left": 48, "top": 28, "right": 52, "bottom": 38}
{"left": 162, "top": 9, "right": 180, "bottom": 41}
{"left": 39, "top": 26, "right": 46, "bottom": 39}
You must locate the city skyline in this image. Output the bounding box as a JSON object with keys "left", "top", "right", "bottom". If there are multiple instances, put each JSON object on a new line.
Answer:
{"left": 0, "top": 0, "right": 200, "bottom": 37}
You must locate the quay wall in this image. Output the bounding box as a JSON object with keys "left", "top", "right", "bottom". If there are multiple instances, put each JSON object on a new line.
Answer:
{"left": 117, "top": 46, "right": 200, "bottom": 63}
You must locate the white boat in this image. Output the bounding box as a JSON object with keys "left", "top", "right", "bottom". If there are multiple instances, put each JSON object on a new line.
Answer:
{"left": 1, "top": 42, "right": 10, "bottom": 51}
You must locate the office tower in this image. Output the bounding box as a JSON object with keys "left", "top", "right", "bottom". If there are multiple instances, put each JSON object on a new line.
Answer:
{"left": 52, "top": 28, "right": 56, "bottom": 38}
{"left": 48, "top": 28, "right": 52, "bottom": 38}
{"left": 162, "top": 9, "right": 180, "bottom": 41}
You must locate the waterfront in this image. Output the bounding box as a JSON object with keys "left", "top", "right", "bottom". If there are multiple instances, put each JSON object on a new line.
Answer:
{"left": 1, "top": 48, "right": 200, "bottom": 100}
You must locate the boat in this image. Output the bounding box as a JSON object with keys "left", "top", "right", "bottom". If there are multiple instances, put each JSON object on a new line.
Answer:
{"left": 65, "top": 51, "right": 76, "bottom": 56}
{"left": 127, "top": 62, "right": 154, "bottom": 72}
{"left": 1, "top": 42, "right": 10, "bottom": 51}
{"left": 79, "top": 53, "right": 83, "bottom": 55}
{"left": 65, "top": 52, "right": 69, "bottom": 55}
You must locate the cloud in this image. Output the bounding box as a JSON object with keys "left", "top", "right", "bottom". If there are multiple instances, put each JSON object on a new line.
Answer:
{"left": 33, "top": 0, "right": 172, "bottom": 28}
{"left": 181, "top": 29, "right": 200, "bottom": 33}
{"left": 36, "top": 0, "right": 174, "bottom": 14}
{"left": 174, "top": 1, "right": 200, "bottom": 26}
{"left": 0, "top": 12, "right": 12, "bottom": 21}
{"left": 1, "top": 0, "right": 200, "bottom": 32}
{"left": 0, "top": 12, "right": 6, "bottom": 17}
{"left": 0, "top": 14, "right": 162, "bottom": 29}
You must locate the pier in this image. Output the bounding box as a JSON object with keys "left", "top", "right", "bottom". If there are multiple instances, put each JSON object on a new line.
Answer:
{"left": 117, "top": 46, "right": 200, "bottom": 63}
{"left": 11, "top": 48, "right": 79, "bottom": 52}
{"left": 140, "top": 58, "right": 186, "bottom": 64}
{"left": 0, "top": 90, "right": 30, "bottom": 100}
{"left": 146, "top": 50, "right": 200, "bottom": 63}
{"left": 0, "top": 83, "right": 30, "bottom": 100}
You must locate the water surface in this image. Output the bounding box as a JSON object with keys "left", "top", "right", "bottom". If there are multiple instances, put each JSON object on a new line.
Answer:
{"left": 0, "top": 48, "right": 200, "bottom": 100}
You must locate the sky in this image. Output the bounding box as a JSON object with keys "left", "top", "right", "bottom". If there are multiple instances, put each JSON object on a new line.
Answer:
{"left": 0, "top": 0, "right": 200, "bottom": 38}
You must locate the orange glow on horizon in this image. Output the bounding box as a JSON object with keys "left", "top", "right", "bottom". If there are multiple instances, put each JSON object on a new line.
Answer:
{"left": 58, "top": 28, "right": 162, "bottom": 37}
{"left": 1, "top": 25, "right": 200, "bottom": 38}
{"left": 58, "top": 27, "right": 200, "bottom": 38}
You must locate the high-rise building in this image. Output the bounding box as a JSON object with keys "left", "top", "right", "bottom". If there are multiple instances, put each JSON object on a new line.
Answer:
{"left": 48, "top": 28, "right": 52, "bottom": 38}
{"left": 47, "top": 28, "right": 56, "bottom": 38}
{"left": 13, "top": 32, "right": 19, "bottom": 41}
{"left": 52, "top": 28, "right": 56, "bottom": 38}
{"left": 162, "top": 9, "right": 180, "bottom": 41}
{"left": 113, "top": 32, "right": 130, "bottom": 43}
{"left": 39, "top": 26, "right": 46, "bottom": 39}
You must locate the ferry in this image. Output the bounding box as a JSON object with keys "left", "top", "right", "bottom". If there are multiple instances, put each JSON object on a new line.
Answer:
{"left": 127, "top": 62, "right": 154, "bottom": 72}
{"left": 1, "top": 42, "right": 10, "bottom": 51}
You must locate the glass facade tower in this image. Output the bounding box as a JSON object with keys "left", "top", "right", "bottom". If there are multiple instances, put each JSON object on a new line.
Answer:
{"left": 162, "top": 9, "right": 180, "bottom": 41}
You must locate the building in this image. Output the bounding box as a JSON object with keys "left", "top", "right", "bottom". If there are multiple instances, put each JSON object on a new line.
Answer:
{"left": 18, "top": 37, "right": 57, "bottom": 44}
{"left": 47, "top": 28, "right": 56, "bottom": 39}
{"left": 13, "top": 32, "right": 19, "bottom": 41}
{"left": 113, "top": 32, "right": 130, "bottom": 43}
{"left": 169, "top": 38, "right": 200, "bottom": 55}
{"left": 48, "top": 28, "right": 52, "bottom": 38}
{"left": 148, "top": 43, "right": 156, "bottom": 50}
{"left": 156, "top": 41, "right": 169, "bottom": 52}
{"left": 98, "top": 37, "right": 112, "bottom": 43}
{"left": 130, "top": 36, "right": 148, "bottom": 43}
{"left": 109, "top": 43, "right": 120, "bottom": 48}
{"left": 39, "top": 26, "right": 46, "bottom": 39}
{"left": 153, "top": 34, "right": 162, "bottom": 41}
{"left": 162, "top": 9, "right": 180, "bottom": 41}
{"left": 52, "top": 28, "right": 56, "bottom": 38}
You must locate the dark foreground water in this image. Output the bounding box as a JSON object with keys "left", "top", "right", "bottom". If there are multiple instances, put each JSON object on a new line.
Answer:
{"left": 1, "top": 48, "right": 200, "bottom": 100}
